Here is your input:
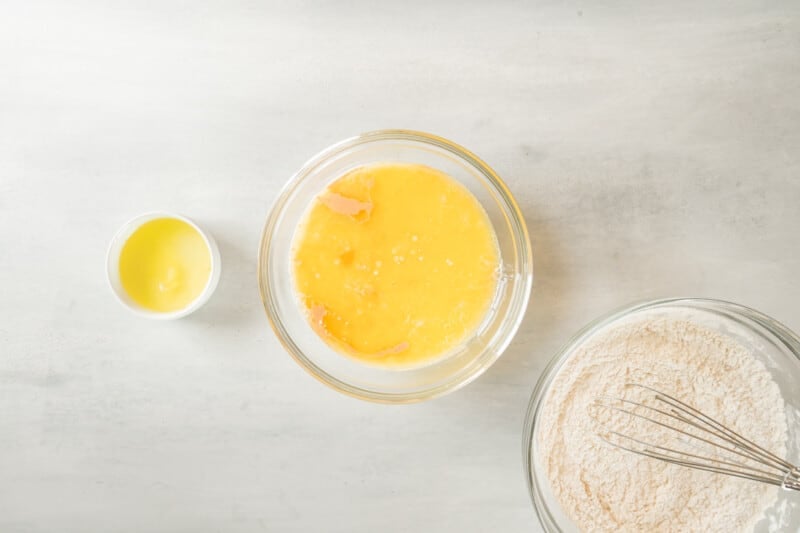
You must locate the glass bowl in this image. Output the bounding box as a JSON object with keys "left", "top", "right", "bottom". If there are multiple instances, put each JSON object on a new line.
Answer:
{"left": 258, "top": 130, "right": 532, "bottom": 403}
{"left": 523, "top": 298, "right": 800, "bottom": 531}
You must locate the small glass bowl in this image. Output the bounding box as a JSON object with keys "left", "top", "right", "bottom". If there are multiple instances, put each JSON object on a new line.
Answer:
{"left": 258, "top": 130, "right": 533, "bottom": 403}
{"left": 523, "top": 298, "right": 800, "bottom": 532}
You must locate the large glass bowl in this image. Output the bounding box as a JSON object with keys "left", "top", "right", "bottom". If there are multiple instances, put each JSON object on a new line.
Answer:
{"left": 258, "top": 130, "right": 532, "bottom": 403}
{"left": 523, "top": 298, "right": 800, "bottom": 531}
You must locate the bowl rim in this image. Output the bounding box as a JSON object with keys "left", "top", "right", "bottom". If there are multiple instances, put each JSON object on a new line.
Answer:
{"left": 106, "top": 211, "right": 222, "bottom": 320}
{"left": 258, "top": 129, "right": 533, "bottom": 403}
{"left": 521, "top": 296, "right": 800, "bottom": 532}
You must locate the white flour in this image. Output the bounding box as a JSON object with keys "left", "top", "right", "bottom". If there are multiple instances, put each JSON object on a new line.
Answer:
{"left": 537, "top": 313, "right": 788, "bottom": 532}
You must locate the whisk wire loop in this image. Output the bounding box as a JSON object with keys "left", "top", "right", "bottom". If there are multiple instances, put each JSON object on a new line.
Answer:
{"left": 591, "top": 383, "right": 800, "bottom": 492}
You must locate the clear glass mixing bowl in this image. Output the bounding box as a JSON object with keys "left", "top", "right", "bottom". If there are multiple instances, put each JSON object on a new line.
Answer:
{"left": 258, "top": 130, "right": 532, "bottom": 403}
{"left": 523, "top": 298, "right": 800, "bottom": 532}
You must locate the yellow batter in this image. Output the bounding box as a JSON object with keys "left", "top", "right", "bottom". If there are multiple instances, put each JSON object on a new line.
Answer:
{"left": 292, "top": 163, "right": 499, "bottom": 367}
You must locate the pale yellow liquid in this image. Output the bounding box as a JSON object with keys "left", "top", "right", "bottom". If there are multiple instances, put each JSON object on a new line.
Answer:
{"left": 119, "top": 218, "right": 211, "bottom": 312}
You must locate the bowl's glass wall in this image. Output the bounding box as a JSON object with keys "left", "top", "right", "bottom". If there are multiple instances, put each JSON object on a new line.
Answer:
{"left": 523, "top": 298, "right": 800, "bottom": 532}
{"left": 259, "top": 131, "right": 532, "bottom": 402}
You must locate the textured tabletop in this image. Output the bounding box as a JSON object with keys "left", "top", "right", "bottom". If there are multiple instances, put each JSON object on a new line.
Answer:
{"left": 2, "top": 1, "right": 799, "bottom": 531}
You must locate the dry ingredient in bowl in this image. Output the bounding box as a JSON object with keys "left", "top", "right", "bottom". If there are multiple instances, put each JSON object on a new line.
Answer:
{"left": 538, "top": 313, "right": 788, "bottom": 532}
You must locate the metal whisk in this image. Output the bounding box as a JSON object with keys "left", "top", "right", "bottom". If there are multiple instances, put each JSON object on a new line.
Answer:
{"left": 590, "top": 383, "right": 800, "bottom": 491}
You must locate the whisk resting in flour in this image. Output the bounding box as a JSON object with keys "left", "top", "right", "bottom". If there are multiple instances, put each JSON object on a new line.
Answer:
{"left": 591, "top": 383, "right": 800, "bottom": 491}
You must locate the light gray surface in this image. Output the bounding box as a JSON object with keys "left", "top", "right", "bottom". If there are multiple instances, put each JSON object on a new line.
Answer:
{"left": 2, "top": 1, "right": 799, "bottom": 531}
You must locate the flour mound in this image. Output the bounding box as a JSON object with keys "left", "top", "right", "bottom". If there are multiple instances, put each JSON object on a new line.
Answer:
{"left": 538, "top": 314, "right": 787, "bottom": 532}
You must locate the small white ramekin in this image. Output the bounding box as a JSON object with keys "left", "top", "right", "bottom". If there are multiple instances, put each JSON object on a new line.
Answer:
{"left": 106, "top": 211, "right": 221, "bottom": 320}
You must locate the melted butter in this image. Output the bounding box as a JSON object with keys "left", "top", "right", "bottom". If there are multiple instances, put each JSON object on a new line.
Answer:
{"left": 119, "top": 218, "right": 211, "bottom": 312}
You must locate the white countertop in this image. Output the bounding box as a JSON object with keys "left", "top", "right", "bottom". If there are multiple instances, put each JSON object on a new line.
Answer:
{"left": 2, "top": 1, "right": 799, "bottom": 531}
